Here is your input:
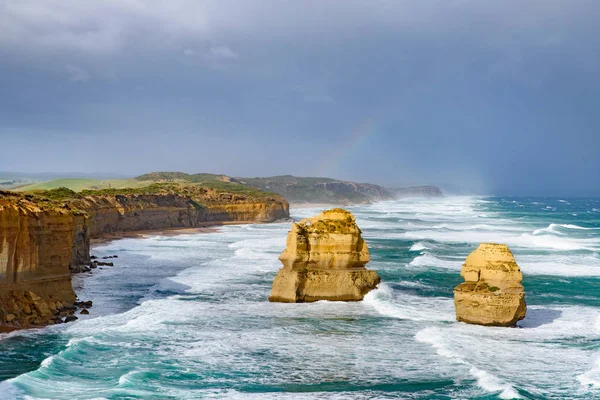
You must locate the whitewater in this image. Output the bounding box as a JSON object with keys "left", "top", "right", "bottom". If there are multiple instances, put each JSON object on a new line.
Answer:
{"left": 1, "top": 196, "right": 600, "bottom": 399}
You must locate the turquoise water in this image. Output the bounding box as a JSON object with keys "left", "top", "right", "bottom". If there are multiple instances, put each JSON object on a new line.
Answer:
{"left": 1, "top": 196, "right": 600, "bottom": 399}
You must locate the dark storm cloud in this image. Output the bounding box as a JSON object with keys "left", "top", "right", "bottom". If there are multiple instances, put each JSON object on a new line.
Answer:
{"left": 1, "top": 0, "right": 599, "bottom": 195}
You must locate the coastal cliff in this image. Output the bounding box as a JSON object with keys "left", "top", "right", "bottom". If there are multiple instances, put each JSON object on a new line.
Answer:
{"left": 0, "top": 197, "right": 78, "bottom": 330}
{"left": 240, "top": 176, "right": 442, "bottom": 204}
{"left": 454, "top": 243, "right": 526, "bottom": 327}
{"left": 0, "top": 184, "right": 289, "bottom": 330}
{"left": 269, "top": 208, "right": 380, "bottom": 302}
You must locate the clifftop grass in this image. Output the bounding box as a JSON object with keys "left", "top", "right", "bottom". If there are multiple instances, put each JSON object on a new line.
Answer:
{"left": 3, "top": 181, "right": 283, "bottom": 209}
{"left": 15, "top": 178, "right": 150, "bottom": 192}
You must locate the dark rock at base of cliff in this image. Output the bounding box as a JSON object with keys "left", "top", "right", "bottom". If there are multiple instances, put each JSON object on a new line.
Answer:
{"left": 95, "top": 262, "right": 114, "bottom": 266}
{"left": 64, "top": 315, "right": 78, "bottom": 323}
{"left": 0, "top": 290, "right": 74, "bottom": 329}
{"left": 80, "top": 309, "right": 89, "bottom": 315}
{"left": 71, "top": 264, "right": 92, "bottom": 273}
{"left": 75, "top": 300, "right": 93, "bottom": 308}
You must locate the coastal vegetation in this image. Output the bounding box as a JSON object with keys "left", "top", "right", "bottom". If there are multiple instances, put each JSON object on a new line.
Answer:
{"left": 0, "top": 179, "right": 290, "bottom": 332}
{"left": 12, "top": 171, "right": 443, "bottom": 205}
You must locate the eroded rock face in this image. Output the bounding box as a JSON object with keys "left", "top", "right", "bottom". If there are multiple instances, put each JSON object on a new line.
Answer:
{"left": 269, "top": 209, "right": 380, "bottom": 302}
{"left": 454, "top": 243, "right": 526, "bottom": 327}
{"left": 0, "top": 201, "right": 77, "bottom": 329}
{"left": 1, "top": 187, "right": 290, "bottom": 330}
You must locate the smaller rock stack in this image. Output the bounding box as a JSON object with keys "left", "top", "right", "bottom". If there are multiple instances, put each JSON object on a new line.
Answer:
{"left": 454, "top": 243, "right": 526, "bottom": 327}
{"left": 269, "top": 208, "right": 380, "bottom": 302}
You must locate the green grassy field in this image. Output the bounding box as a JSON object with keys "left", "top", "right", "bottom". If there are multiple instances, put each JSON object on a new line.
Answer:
{"left": 15, "top": 178, "right": 151, "bottom": 192}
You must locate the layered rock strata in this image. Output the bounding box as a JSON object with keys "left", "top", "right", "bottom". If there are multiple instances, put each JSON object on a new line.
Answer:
{"left": 454, "top": 243, "right": 526, "bottom": 327}
{"left": 269, "top": 208, "right": 380, "bottom": 302}
{"left": 1, "top": 186, "right": 289, "bottom": 330}
{"left": 0, "top": 200, "right": 77, "bottom": 330}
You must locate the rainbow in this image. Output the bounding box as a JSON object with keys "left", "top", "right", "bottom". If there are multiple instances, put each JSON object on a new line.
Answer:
{"left": 318, "top": 118, "right": 377, "bottom": 177}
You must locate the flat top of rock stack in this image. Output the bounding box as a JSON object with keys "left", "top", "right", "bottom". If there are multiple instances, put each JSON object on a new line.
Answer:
{"left": 300, "top": 208, "right": 360, "bottom": 230}
{"left": 459, "top": 243, "right": 523, "bottom": 291}
{"left": 278, "top": 208, "right": 369, "bottom": 271}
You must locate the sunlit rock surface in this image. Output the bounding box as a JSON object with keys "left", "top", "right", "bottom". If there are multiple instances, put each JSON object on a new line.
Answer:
{"left": 454, "top": 243, "right": 526, "bottom": 327}
{"left": 269, "top": 208, "right": 380, "bottom": 302}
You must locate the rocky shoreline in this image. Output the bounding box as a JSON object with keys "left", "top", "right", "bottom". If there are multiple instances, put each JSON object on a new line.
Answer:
{"left": 0, "top": 185, "right": 289, "bottom": 332}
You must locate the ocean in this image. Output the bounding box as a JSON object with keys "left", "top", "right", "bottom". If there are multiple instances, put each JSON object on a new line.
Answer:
{"left": 1, "top": 196, "right": 600, "bottom": 399}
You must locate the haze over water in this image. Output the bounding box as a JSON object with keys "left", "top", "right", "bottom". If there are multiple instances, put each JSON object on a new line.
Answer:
{"left": 1, "top": 196, "right": 600, "bottom": 399}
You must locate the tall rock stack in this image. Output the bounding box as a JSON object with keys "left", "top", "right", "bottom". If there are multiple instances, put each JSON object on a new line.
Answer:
{"left": 269, "top": 208, "right": 380, "bottom": 302}
{"left": 454, "top": 243, "right": 526, "bottom": 327}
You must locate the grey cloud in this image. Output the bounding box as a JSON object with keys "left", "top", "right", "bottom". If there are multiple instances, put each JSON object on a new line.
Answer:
{"left": 0, "top": 1, "right": 591, "bottom": 55}
{"left": 65, "top": 64, "right": 91, "bottom": 82}
{"left": 206, "top": 45, "right": 238, "bottom": 60}
{"left": 1, "top": 1, "right": 600, "bottom": 196}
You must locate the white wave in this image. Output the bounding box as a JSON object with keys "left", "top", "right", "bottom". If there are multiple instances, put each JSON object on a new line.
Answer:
{"left": 0, "top": 381, "right": 21, "bottom": 400}
{"left": 470, "top": 367, "right": 522, "bottom": 399}
{"left": 40, "top": 355, "right": 55, "bottom": 368}
{"left": 534, "top": 223, "right": 600, "bottom": 235}
{"left": 409, "top": 242, "right": 428, "bottom": 251}
{"left": 397, "top": 280, "right": 431, "bottom": 289}
{"left": 118, "top": 369, "right": 142, "bottom": 387}
{"left": 415, "top": 327, "right": 522, "bottom": 399}
{"left": 562, "top": 224, "right": 600, "bottom": 230}
{"left": 363, "top": 284, "right": 454, "bottom": 322}
{"left": 409, "top": 253, "right": 462, "bottom": 270}
{"left": 578, "top": 357, "right": 600, "bottom": 390}
{"left": 532, "top": 223, "right": 564, "bottom": 235}
{"left": 405, "top": 229, "right": 600, "bottom": 251}
{"left": 578, "top": 316, "right": 600, "bottom": 390}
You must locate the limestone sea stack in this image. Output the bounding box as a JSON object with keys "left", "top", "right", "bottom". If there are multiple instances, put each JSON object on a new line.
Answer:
{"left": 269, "top": 208, "right": 380, "bottom": 302}
{"left": 454, "top": 243, "right": 526, "bottom": 327}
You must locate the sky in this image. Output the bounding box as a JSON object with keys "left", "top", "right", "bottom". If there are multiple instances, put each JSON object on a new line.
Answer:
{"left": 1, "top": 0, "right": 599, "bottom": 196}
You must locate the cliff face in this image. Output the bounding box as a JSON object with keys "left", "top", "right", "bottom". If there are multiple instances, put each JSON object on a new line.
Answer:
{"left": 65, "top": 188, "right": 288, "bottom": 267}
{"left": 74, "top": 193, "right": 288, "bottom": 239}
{"left": 0, "top": 197, "right": 77, "bottom": 329}
{"left": 0, "top": 185, "right": 289, "bottom": 330}
{"left": 454, "top": 243, "right": 526, "bottom": 327}
{"left": 240, "top": 175, "right": 396, "bottom": 205}
{"left": 269, "top": 209, "right": 380, "bottom": 302}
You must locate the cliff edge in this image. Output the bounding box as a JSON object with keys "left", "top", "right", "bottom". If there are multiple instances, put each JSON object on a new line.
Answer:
{"left": 0, "top": 184, "right": 289, "bottom": 330}
{"left": 0, "top": 196, "right": 78, "bottom": 330}
{"left": 269, "top": 208, "right": 380, "bottom": 302}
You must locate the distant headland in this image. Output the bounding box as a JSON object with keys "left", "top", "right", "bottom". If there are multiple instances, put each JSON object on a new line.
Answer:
{"left": 2, "top": 171, "right": 443, "bottom": 205}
